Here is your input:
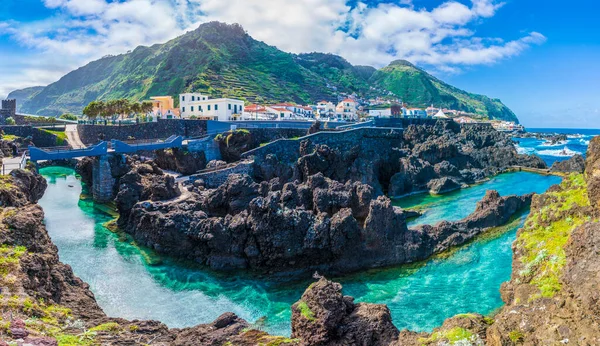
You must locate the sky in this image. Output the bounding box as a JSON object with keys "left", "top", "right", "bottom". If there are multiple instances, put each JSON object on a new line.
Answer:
{"left": 0, "top": 0, "right": 598, "bottom": 128}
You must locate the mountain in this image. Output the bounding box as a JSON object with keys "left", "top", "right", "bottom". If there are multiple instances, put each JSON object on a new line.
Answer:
{"left": 369, "top": 60, "right": 517, "bottom": 121}
{"left": 12, "top": 22, "right": 518, "bottom": 122}
{"left": 6, "top": 86, "right": 45, "bottom": 112}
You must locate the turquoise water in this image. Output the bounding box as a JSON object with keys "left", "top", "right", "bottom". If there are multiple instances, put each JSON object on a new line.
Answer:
{"left": 395, "top": 172, "right": 563, "bottom": 227}
{"left": 38, "top": 167, "right": 561, "bottom": 336}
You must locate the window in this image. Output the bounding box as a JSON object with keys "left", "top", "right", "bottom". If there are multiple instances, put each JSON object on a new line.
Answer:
{"left": 228, "top": 104, "right": 231, "bottom": 110}
{"left": 208, "top": 105, "right": 211, "bottom": 111}
{"left": 192, "top": 96, "right": 195, "bottom": 101}
{"left": 182, "top": 107, "right": 185, "bottom": 112}
{"left": 199, "top": 106, "right": 202, "bottom": 112}
{"left": 215, "top": 104, "right": 218, "bottom": 111}
{"left": 182, "top": 96, "right": 185, "bottom": 101}
{"left": 191, "top": 106, "right": 194, "bottom": 112}
{"left": 280, "top": 113, "right": 284, "bottom": 118}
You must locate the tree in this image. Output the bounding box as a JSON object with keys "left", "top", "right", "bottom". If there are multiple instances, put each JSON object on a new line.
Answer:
{"left": 141, "top": 101, "right": 154, "bottom": 114}
{"left": 59, "top": 113, "right": 78, "bottom": 121}
{"left": 129, "top": 102, "right": 141, "bottom": 116}
{"left": 83, "top": 101, "right": 104, "bottom": 119}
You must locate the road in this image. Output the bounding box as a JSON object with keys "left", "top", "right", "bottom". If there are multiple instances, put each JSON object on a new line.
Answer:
{"left": 65, "top": 124, "right": 86, "bottom": 148}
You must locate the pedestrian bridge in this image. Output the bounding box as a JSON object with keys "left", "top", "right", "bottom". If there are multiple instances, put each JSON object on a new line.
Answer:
{"left": 28, "top": 135, "right": 184, "bottom": 161}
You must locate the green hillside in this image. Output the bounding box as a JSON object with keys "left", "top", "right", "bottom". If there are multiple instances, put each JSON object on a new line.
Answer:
{"left": 369, "top": 60, "right": 518, "bottom": 122}
{"left": 6, "top": 86, "right": 45, "bottom": 112}
{"left": 12, "top": 22, "right": 518, "bottom": 122}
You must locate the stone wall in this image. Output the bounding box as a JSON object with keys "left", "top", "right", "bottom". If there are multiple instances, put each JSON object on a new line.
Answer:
{"left": 1, "top": 125, "right": 63, "bottom": 147}
{"left": 187, "top": 136, "right": 222, "bottom": 162}
{"left": 0, "top": 99, "right": 16, "bottom": 125}
{"left": 189, "top": 160, "right": 254, "bottom": 188}
{"left": 248, "top": 128, "right": 308, "bottom": 145}
{"left": 242, "top": 127, "right": 405, "bottom": 165}
{"left": 77, "top": 119, "right": 208, "bottom": 144}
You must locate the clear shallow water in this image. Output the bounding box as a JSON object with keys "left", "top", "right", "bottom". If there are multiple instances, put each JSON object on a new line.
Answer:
{"left": 39, "top": 167, "right": 560, "bottom": 336}
{"left": 514, "top": 128, "right": 599, "bottom": 166}
{"left": 395, "top": 172, "right": 563, "bottom": 227}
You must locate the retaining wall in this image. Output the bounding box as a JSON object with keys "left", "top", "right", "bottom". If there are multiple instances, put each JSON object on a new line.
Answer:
{"left": 189, "top": 161, "right": 254, "bottom": 188}
{"left": 1, "top": 125, "right": 63, "bottom": 147}
{"left": 187, "top": 136, "right": 222, "bottom": 162}
{"left": 77, "top": 119, "right": 208, "bottom": 144}
{"left": 242, "top": 127, "right": 405, "bottom": 165}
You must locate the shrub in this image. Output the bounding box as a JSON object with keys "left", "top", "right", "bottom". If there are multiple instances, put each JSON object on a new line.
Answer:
{"left": 59, "top": 113, "right": 78, "bottom": 121}
{"left": 5, "top": 117, "right": 15, "bottom": 125}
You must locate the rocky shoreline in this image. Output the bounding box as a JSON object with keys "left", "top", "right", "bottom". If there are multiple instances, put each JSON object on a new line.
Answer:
{"left": 93, "top": 121, "right": 547, "bottom": 275}
{"left": 2, "top": 134, "right": 600, "bottom": 345}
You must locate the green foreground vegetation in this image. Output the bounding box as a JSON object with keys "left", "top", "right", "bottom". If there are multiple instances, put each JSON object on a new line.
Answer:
{"left": 516, "top": 173, "right": 591, "bottom": 298}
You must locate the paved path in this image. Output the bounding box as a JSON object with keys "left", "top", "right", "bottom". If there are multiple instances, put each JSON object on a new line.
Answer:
{"left": 1, "top": 155, "right": 26, "bottom": 174}
{"left": 65, "top": 124, "right": 86, "bottom": 149}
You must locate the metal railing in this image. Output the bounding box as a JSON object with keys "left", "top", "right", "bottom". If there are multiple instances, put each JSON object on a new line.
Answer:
{"left": 1, "top": 151, "right": 28, "bottom": 175}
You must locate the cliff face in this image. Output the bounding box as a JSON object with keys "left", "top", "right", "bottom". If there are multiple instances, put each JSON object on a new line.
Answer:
{"left": 482, "top": 137, "right": 600, "bottom": 345}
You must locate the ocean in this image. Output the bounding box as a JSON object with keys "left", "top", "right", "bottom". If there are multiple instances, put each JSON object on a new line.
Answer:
{"left": 514, "top": 128, "right": 600, "bottom": 166}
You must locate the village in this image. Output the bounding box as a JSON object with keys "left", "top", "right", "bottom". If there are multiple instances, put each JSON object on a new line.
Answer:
{"left": 134, "top": 92, "right": 524, "bottom": 132}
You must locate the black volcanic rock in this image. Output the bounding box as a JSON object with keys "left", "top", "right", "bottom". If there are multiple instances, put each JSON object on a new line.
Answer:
{"left": 291, "top": 278, "right": 399, "bottom": 346}
{"left": 550, "top": 154, "right": 586, "bottom": 173}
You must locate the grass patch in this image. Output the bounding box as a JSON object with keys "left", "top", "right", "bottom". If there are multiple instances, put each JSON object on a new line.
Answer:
{"left": 2, "top": 134, "right": 20, "bottom": 142}
{"left": 517, "top": 174, "right": 591, "bottom": 298}
{"left": 419, "top": 327, "right": 474, "bottom": 345}
{"left": 296, "top": 301, "right": 316, "bottom": 322}
{"left": 40, "top": 129, "right": 68, "bottom": 146}
{"left": 508, "top": 330, "right": 525, "bottom": 343}
{"left": 0, "top": 245, "right": 26, "bottom": 277}
{"left": 89, "top": 322, "right": 121, "bottom": 333}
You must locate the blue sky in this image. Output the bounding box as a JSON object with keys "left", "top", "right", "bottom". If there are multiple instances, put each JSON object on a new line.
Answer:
{"left": 0, "top": 0, "right": 598, "bottom": 128}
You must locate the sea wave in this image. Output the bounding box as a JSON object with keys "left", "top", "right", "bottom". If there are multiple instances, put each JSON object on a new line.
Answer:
{"left": 537, "top": 147, "right": 581, "bottom": 157}
{"left": 539, "top": 140, "right": 567, "bottom": 147}
{"left": 515, "top": 145, "right": 535, "bottom": 155}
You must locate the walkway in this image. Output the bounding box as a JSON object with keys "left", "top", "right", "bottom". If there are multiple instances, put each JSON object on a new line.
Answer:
{"left": 28, "top": 136, "right": 184, "bottom": 161}
{"left": 65, "top": 124, "right": 85, "bottom": 149}
{"left": 1, "top": 154, "right": 27, "bottom": 175}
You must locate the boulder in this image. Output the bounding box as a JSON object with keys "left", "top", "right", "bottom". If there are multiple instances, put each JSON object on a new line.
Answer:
{"left": 550, "top": 154, "right": 586, "bottom": 173}
{"left": 427, "top": 177, "right": 461, "bottom": 194}
{"left": 291, "top": 278, "right": 398, "bottom": 346}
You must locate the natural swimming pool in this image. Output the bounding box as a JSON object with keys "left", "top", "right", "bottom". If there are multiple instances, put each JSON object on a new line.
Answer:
{"left": 38, "top": 167, "right": 562, "bottom": 336}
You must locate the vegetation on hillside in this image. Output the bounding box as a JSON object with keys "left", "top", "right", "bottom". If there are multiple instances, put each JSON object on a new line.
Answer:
{"left": 369, "top": 60, "right": 518, "bottom": 122}
{"left": 13, "top": 22, "right": 518, "bottom": 122}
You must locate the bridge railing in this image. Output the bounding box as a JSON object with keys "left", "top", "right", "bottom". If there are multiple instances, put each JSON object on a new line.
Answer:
{"left": 29, "top": 142, "right": 108, "bottom": 161}
{"left": 112, "top": 135, "right": 183, "bottom": 154}
{"left": 1, "top": 151, "right": 28, "bottom": 175}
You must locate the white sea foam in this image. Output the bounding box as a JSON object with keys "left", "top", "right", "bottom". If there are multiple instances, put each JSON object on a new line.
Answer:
{"left": 579, "top": 138, "right": 590, "bottom": 145}
{"left": 539, "top": 140, "right": 567, "bottom": 147}
{"left": 537, "top": 147, "right": 580, "bottom": 157}
{"left": 515, "top": 144, "right": 535, "bottom": 155}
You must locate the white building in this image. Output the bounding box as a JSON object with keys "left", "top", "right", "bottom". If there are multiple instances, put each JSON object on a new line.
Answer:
{"left": 266, "top": 106, "right": 295, "bottom": 120}
{"left": 179, "top": 93, "right": 244, "bottom": 121}
{"left": 316, "top": 101, "right": 336, "bottom": 119}
{"left": 368, "top": 108, "right": 392, "bottom": 117}
{"left": 402, "top": 107, "right": 428, "bottom": 118}
{"left": 336, "top": 98, "right": 358, "bottom": 120}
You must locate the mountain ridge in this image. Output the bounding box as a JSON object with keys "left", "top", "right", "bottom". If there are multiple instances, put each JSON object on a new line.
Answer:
{"left": 9, "top": 21, "right": 518, "bottom": 123}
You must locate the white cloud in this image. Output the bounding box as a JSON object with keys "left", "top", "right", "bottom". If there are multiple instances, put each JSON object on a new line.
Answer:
{"left": 0, "top": 0, "right": 545, "bottom": 97}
